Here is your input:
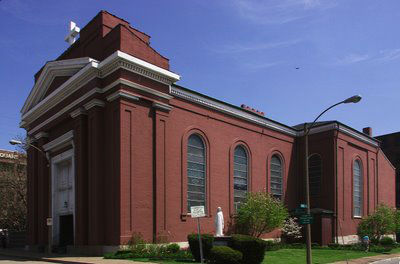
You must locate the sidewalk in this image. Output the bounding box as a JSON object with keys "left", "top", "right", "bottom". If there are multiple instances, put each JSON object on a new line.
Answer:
{"left": 0, "top": 248, "right": 157, "bottom": 264}
{"left": 333, "top": 253, "right": 400, "bottom": 263}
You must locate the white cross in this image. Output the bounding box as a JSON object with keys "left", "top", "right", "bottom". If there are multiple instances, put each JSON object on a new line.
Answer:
{"left": 64, "top": 21, "right": 80, "bottom": 45}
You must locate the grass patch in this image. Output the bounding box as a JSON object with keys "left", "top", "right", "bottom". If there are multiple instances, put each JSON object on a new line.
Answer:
{"left": 263, "top": 248, "right": 379, "bottom": 264}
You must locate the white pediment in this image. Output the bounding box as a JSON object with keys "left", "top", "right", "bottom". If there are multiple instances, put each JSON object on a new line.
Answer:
{"left": 21, "top": 57, "right": 97, "bottom": 115}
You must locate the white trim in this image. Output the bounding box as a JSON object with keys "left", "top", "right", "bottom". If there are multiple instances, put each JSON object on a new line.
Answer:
{"left": 338, "top": 125, "right": 379, "bottom": 147}
{"left": 21, "top": 51, "right": 180, "bottom": 127}
{"left": 98, "top": 50, "right": 180, "bottom": 83}
{"left": 22, "top": 57, "right": 96, "bottom": 114}
{"left": 119, "top": 78, "right": 173, "bottom": 100}
{"left": 27, "top": 88, "right": 102, "bottom": 135}
{"left": 106, "top": 91, "right": 140, "bottom": 102}
{"left": 171, "top": 86, "right": 297, "bottom": 136}
{"left": 34, "top": 132, "right": 49, "bottom": 140}
{"left": 43, "top": 130, "right": 74, "bottom": 152}
{"left": 70, "top": 107, "right": 87, "bottom": 118}
{"left": 153, "top": 101, "right": 173, "bottom": 112}
{"left": 84, "top": 99, "right": 105, "bottom": 110}
{"left": 51, "top": 148, "right": 75, "bottom": 246}
{"left": 22, "top": 61, "right": 99, "bottom": 123}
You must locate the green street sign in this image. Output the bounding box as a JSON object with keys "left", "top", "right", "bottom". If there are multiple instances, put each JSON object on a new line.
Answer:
{"left": 299, "top": 214, "right": 313, "bottom": 225}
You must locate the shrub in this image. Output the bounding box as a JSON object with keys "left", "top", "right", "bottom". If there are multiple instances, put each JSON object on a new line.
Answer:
{"left": 166, "top": 243, "right": 180, "bottom": 254}
{"left": 187, "top": 233, "right": 214, "bottom": 262}
{"left": 370, "top": 245, "right": 392, "bottom": 253}
{"left": 357, "top": 204, "right": 397, "bottom": 241}
{"left": 380, "top": 237, "right": 395, "bottom": 246}
{"left": 264, "top": 240, "right": 281, "bottom": 251}
{"left": 209, "top": 246, "right": 242, "bottom": 264}
{"left": 281, "top": 217, "right": 302, "bottom": 243}
{"left": 234, "top": 192, "right": 288, "bottom": 238}
{"left": 328, "top": 243, "right": 341, "bottom": 249}
{"left": 231, "top": 234, "right": 267, "bottom": 264}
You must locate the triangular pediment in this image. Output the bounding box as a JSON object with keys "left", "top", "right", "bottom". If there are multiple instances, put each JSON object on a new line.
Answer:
{"left": 21, "top": 57, "right": 95, "bottom": 114}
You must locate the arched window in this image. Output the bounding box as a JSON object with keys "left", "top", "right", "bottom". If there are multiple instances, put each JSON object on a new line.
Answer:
{"left": 308, "top": 154, "right": 322, "bottom": 197}
{"left": 270, "top": 155, "right": 283, "bottom": 199}
{"left": 187, "top": 134, "right": 206, "bottom": 211}
{"left": 353, "top": 160, "right": 363, "bottom": 217}
{"left": 234, "top": 146, "right": 248, "bottom": 210}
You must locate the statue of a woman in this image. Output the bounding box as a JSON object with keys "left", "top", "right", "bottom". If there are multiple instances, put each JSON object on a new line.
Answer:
{"left": 214, "top": 207, "right": 224, "bottom": 237}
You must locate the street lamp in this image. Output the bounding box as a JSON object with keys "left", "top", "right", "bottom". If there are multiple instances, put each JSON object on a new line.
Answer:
{"left": 303, "top": 95, "right": 362, "bottom": 264}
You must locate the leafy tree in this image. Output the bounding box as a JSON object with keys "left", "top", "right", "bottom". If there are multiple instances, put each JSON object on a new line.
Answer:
{"left": 234, "top": 192, "right": 288, "bottom": 238}
{"left": 0, "top": 154, "right": 27, "bottom": 231}
{"left": 281, "top": 217, "right": 302, "bottom": 242}
{"left": 357, "top": 204, "right": 397, "bottom": 242}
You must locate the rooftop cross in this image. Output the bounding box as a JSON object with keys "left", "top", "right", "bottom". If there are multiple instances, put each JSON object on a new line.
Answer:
{"left": 64, "top": 21, "right": 80, "bottom": 45}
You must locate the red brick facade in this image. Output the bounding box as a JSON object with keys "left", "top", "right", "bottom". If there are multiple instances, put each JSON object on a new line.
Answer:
{"left": 21, "top": 11, "right": 395, "bottom": 251}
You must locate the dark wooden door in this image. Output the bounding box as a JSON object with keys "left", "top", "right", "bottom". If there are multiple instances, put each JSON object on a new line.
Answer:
{"left": 59, "top": 214, "right": 74, "bottom": 246}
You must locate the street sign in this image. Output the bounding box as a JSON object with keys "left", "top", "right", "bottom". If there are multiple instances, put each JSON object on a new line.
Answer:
{"left": 299, "top": 214, "right": 313, "bottom": 225}
{"left": 190, "top": 206, "right": 205, "bottom": 218}
{"left": 190, "top": 206, "right": 205, "bottom": 263}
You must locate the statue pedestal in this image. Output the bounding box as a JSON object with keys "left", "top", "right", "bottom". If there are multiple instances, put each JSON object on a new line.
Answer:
{"left": 213, "top": 236, "right": 232, "bottom": 247}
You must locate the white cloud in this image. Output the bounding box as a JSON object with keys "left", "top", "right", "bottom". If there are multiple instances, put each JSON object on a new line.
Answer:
{"left": 232, "top": 0, "right": 336, "bottom": 25}
{"left": 243, "top": 61, "right": 283, "bottom": 70}
{"left": 213, "top": 39, "right": 301, "bottom": 53}
{"left": 377, "top": 49, "right": 400, "bottom": 62}
{"left": 336, "top": 53, "right": 370, "bottom": 65}
{"left": 335, "top": 48, "right": 400, "bottom": 66}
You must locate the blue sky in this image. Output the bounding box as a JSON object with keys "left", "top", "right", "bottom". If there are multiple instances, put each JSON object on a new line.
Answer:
{"left": 1, "top": 0, "right": 399, "bottom": 150}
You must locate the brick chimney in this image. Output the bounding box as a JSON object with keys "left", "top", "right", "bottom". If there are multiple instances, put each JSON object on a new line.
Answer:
{"left": 363, "top": 127, "right": 372, "bottom": 136}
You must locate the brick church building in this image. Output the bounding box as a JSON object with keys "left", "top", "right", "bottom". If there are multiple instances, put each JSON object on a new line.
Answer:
{"left": 21, "top": 11, "right": 395, "bottom": 253}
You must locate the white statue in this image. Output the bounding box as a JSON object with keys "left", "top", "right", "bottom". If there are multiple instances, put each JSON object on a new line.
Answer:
{"left": 214, "top": 207, "right": 224, "bottom": 237}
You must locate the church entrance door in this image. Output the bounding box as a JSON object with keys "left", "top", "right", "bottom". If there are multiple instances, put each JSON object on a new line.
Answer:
{"left": 51, "top": 149, "right": 75, "bottom": 246}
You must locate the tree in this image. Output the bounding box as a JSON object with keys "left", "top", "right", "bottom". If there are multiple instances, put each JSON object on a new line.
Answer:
{"left": 357, "top": 204, "right": 397, "bottom": 242}
{"left": 234, "top": 192, "right": 288, "bottom": 238}
{"left": 0, "top": 149, "right": 27, "bottom": 231}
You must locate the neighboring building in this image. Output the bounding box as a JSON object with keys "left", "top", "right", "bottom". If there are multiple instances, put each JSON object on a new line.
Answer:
{"left": 20, "top": 11, "right": 395, "bottom": 253}
{"left": 376, "top": 131, "right": 400, "bottom": 207}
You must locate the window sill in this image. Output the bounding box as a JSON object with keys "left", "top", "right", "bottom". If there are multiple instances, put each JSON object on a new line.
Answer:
{"left": 353, "top": 215, "right": 362, "bottom": 219}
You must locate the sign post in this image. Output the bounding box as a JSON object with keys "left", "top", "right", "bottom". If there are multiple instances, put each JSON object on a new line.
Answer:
{"left": 190, "top": 206, "right": 205, "bottom": 264}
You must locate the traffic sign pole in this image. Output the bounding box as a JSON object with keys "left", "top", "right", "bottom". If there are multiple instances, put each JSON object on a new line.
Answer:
{"left": 197, "top": 217, "right": 204, "bottom": 264}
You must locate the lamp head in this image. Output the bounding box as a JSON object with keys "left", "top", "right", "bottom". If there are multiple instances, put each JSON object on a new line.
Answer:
{"left": 9, "top": 139, "right": 23, "bottom": 145}
{"left": 343, "top": 95, "right": 362, "bottom": 104}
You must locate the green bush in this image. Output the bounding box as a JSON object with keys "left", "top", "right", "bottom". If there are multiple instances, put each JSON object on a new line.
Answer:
{"left": 370, "top": 245, "right": 392, "bottom": 253}
{"left": 187, "top": 233, "right": 214, "bottom": 262}
{"left": 380, "top": 237, "right": 395, "bottom": 246}
{"left": 166, "top": 243, "right": 180, "bottom": 253}
{"left": 357, "top": 204, "right": 397, "bottom": 241}
{"left": 327, "top": 243, "right": 341, "bottom": 249}
{"left": 231, "top": 234, "right": 267, "bottom": 264}
{"left": 234, "top": 192, "right": 288, "bottom": 238}
{"left": 264, "top": 240, "right": 282, "bottom": 251}
{"left": 209, "top": 246, "right": 242, "bottom": 264}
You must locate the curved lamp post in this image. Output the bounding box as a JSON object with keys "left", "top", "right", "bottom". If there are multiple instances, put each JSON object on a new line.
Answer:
{"left": 304, "top": 95, "right": 361, "bottom": 264}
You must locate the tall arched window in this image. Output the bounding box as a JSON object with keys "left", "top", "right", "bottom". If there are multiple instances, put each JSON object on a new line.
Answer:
{"left": 353, "top": 160, "right": 363, "bottom": 217}
{"left": 308, "top": 154, "right": 322, "bottom": 197}
{"left": 187, "top": 134, "right": 206, "bottom": 211}
{"left": 270, "top": 155, "right": 283, "bottom": 199}
{"left": 234, "top": 146, "right": 248, "bottom": 210}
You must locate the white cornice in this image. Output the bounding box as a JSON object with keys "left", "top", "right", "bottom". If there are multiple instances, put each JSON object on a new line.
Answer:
{"left": 21, "top": 51, "right": 180, "bottom": 128}
{"left": 153, "top": 102, "right": 173, "bottom": 112}
{"left": 119, "top": 78, "right": 173, "bottom": 100}
{"left": 27, "top": 88, "right": 102, "bottom": 135}
{"left": 22, "top": 57, "right": 96, "bottom": 114}
{"left": 34, "top": 132, "right": 49, "bottom": 140}
{"left": 171, "top": 86, "right": 297, "bottom": 136}
{"left": 99, "top": 51, "right": 180, "bottom": 84}
{"left": 84, "top": 99, "right": 105, "bottom": 110}
{"left": 70, "top": 107, "right": 87, "bottom": 118}
{"left": 107, "top": 90, "right": 140, "bottom": 102}
{"left": 43, "top": 130, "right": 73, "bottom": 152}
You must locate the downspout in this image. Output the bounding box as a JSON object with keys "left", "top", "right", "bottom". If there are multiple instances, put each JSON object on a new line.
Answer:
{"left": 334, "top": 130, "right": 339, "bottom": 243}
